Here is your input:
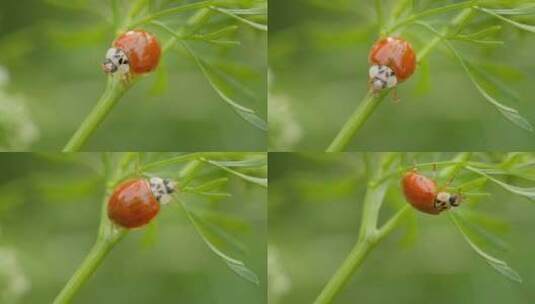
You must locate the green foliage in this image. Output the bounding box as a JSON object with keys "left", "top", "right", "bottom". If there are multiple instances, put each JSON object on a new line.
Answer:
{"left": 0, "top": 152, "right": 266, "bottom": 303}
{"left": 0, "top": 0, "right": 267, "bottom": 150}
{"left": 269, "top": 0, "right": 535, "bottom": 150}
{"left": 269, "top": 152, "right": 535, "bottom": 303}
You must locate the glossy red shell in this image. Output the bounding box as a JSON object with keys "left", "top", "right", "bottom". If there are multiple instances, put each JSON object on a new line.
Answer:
{"left": 108, "top": 179, "right": 160, "bottom": 228}
{"left": 114, "top": 30, "right": 161, "bottom": 74}
{"left": 402, "top": 171, "right": 439, "bottom": 215}
{"left": 369, "top": 37, "right": 416, "bottom": 82}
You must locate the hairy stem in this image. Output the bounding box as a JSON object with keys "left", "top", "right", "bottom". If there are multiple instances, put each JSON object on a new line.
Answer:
{"left": 326, "top": 6, "right": 476, "bottom": 152}
{"left": 63, "top": 77, "right": 128, "bottom": 152}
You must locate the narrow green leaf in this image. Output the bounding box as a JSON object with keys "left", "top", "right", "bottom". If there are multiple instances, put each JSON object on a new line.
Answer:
{"left": 461, "top": 25, "right": 502, "bottom": 39}
{"left": 180, "top": 42, "right": 267, "bottom": 130}
{"left": 466, "top": 166, "right": 535, "bottom": 201}
{"left": 199, "top": 25, "right": 239, "bottom": 40}
{"left": 190, "top": 177, "right": 229, "bottom": 192}
{"left": 455, "top": 177, "right": 488, "bottom": 192}
{"left": 217, "top": 7, "right": 266, "bottom": 15}
{"left": 478, "top": 7, "right": 535, "bottom": 33}
{"left": 450, "top": 212, "right": 521, "bottom": 283}
{"left": 203, "top": 159, "right": 267, "bottom": 188}
{"left": 449, "top": 36, "right": 504, "bottom": 46}
{"left": 189, "top": 37, "right": 241, "bottom": 46}
{"left": 411, "top": 1, "right": 476, "bottom": 20}
{"left": 389, "top": 1, "right": 476, "bottom": 32}
{"left": 457, "top": 208, "right": 510, "bottom": 234}
{"left": 211, "top": 7, "right": 267, "bottom": 31}
{"left": 454, "top": 210, "right": 509, "bottom": 252}
{"left": 481, "top": 4, "right": 535, "bottom": 16}
{"left": 127, "top": 0, "right": 150, "bottom": 20}
{"left": 415, "top": 21, "right": 533, "bottom": 132}
{"left": 178, "top": 200, "right": 259, "bottom": 285}
{"left": 391, "top": 0, "right": 413, "bottom": 20}
{"left": 469, "top": 64, "right": 520, "bottom": 104}
{"left": 141, "top": 153, "right": 200, "bottom": 170}
{"left": 192, "top": 191, "right": 232, "bottom": 198}
{"left": 195, "top": 213, "right": 248, "bottom": 255}
{"left": 498, "top": 109, "right": 534, "bottom": 132}
{"left": 131, "top": 1, "right": 214, "bottom": 27}
{"left": 188, "top": 208, "right": 250, "bottom": 232}
{"left": 208, "top": 158, "right": 267, "bottom": 168}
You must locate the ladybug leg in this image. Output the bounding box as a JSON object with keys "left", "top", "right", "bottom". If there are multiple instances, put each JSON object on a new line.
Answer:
{"left": 391, "top": 87, "right": 400, "bottom": 102}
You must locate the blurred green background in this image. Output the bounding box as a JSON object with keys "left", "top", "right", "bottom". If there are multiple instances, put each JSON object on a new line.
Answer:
{"left": 269, "top": 152, "right": 535, "bottom": 304}
{"left": 268, "top": 0, "right": 535, "bottom": 151}
{"left": 0, "top": 153, "right": 266, "bottom": 303}
{"left": 0, "top": 0, "right": 266, "bottom": 151}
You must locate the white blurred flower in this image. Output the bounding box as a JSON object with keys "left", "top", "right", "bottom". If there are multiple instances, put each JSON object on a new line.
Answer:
{"left": 0, "top": 247, "right": 31, "bottom": 303}
{"left": 268, "top": 246, "right": 292, "bottom": 304}
{"left": 268, "top": 70, "right": 302, "bottom": 150}
{"left": 0, "top": 66, "right": 39, "bottom": 151}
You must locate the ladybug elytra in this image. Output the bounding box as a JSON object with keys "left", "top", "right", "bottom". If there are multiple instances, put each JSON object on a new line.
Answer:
{"left": 102, "top": 30, "right": 161, "bottom": 76}
{"left": 402, "top": 170, "right": 460, "bottom": 215}
{"left": 108, "top": 177, "right": 176, "bottom": 228}
{"left": 368, "top": 37, "right": 416, "bottom": 92}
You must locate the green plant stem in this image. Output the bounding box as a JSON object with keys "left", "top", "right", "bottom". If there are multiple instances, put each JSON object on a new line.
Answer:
{"left": 54, "top": 153, "right": 137, "bottom": 303}
{"left": 53, "top": 230, "right": 126, "bottom": 304}
{"left": 53, "top": 195, "right": 128, "bottom": 304}
{"left": 326, "top": 6, "right": 476, "bottom": 152}
{"left": 326, "top": 90, "right": 388, "bottom": 152}
{"left": 314, "top": 153, "right": 404, "bottom": 304}
{"left": 63, "top": 77, "right": 128, "bottom": 152}
{"left": 313, "top": 241, "right": 374, "bottom": 304}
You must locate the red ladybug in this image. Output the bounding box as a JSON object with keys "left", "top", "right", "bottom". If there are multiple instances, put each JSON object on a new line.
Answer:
{"left": 401, "top": 170, "right": 460, "bottom": 215}
{"left": 368, "top": 37, "right": 416, "bottom": 92}
{"left": 108, "top": 177, "right": 176, "bottom": 228}
{"left": 102, "top": 30, "right": 161, "bottom": 76}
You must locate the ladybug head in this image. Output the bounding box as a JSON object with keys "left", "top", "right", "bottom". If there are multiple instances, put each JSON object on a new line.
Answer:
{"left": 149, "top": 177, "right": 177, "bottom": 205}
{"left": 369, "top": 64, "right": 397, "bottom": 92}
{"left": 102, "top": 47, "right": 130, "bottom": 75}
{"left": 435, "top": 191, "right": 461, "bottom": 212}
